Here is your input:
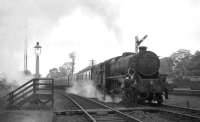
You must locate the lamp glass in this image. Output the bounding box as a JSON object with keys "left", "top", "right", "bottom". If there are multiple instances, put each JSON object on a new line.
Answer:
{"left": 35, "top": 48, "right": 41, "bottom": 55}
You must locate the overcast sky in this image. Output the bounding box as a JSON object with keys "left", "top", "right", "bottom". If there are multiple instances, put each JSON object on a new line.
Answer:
{"left": 0, "top": 0, "right": 200, "bottom": 76}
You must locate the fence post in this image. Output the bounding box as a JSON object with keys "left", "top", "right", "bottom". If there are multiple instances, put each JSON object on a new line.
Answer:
{"left": 9, "top": 93, "right": 14, "bottom": 105}
{"left": 33, "top": 79, "right": 36, "bottom": 94}
{"left": 186, "top": 100, "right": 190, "bottom": 108}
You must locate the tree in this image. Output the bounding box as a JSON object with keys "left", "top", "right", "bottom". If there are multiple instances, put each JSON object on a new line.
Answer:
{"left": 59, "top": 62, "right": 72, "bottom": 76}
{"left": 69, "top": 52, "right": 76, "bottom": 75}
{"left": 48, "top": 68, "right": 59, "bottom": 78}
{"left": 159, "top": 57, "right": 173, "bottom": 75}
{"left": 47, "top": 52, "right": 76, "bottom": 82}
{"left": 186, "top": 51, "right": 200, "bottom": 76}
{"left": 170, "top": 49, "right": 192, "bottom": 78}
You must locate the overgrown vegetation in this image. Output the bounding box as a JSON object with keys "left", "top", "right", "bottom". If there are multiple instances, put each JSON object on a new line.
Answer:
{"left": 160, "top": 49, "right": 200, "bottom": 89}
{"left": 47, "top": 52, "right": 75, "bottom": 79}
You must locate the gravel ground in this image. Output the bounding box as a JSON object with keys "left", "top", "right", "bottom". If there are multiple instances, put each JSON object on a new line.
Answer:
{"left": 164, "top": 94, "right": 200, "bottom": 110}
{"left": 127, "top": 110, "right": 194, "bottom": 122}
{"left": 53, "top": 115, "right": 88, "bottom": 122}
{"left": 0, "top": 110, "right": 52, "bottom": 122}
{"left": 128, "top": 110, "right": 169, "bottom": 122}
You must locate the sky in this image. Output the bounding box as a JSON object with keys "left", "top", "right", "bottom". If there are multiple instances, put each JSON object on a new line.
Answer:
{"left": 0, "top": 0, "right": 200, "bottom": 77}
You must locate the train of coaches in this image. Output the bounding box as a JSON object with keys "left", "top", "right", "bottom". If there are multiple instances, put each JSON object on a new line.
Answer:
{"left": 53, "top": 46, "right": 168, "bottom": 104}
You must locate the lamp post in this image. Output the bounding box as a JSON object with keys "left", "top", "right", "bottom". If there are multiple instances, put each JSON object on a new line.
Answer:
{"left": 34, "top": 42, "right": 42, "bottom": 78}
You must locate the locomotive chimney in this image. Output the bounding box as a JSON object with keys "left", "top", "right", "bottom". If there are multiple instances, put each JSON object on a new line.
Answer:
{"left": 139, "top": 46, "right": 147, "bottom": 53}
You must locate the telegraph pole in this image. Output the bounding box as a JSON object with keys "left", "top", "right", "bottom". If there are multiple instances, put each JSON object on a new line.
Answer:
{"left": 89, "top": 59, "right": 95, "bottom": 80}
{"left": 24, "top": 35, "right": 28, "bottom": 73}
{"left": 90, "top": 59, "right": 95, "bottom": 67}
{"left": 24, "top": 22, "right": 28, "bottom": 75}
{"left": 69, "top": 52, "right": 76, "bottom": 80}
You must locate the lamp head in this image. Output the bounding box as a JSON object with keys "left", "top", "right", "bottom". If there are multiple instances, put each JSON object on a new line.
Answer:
{"left": 34, "top": 42, "right": 42, "bottom": 55}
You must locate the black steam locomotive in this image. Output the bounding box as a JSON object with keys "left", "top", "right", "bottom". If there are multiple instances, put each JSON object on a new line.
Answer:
{"left": 75, "top": 46, "right": 168, "bottom": 104}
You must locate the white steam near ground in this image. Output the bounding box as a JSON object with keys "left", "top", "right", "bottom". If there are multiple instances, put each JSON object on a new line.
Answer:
{"left": 5, "top": 71, "right": 33, "bottom": 86}
{"left": 66, "top": 80, "right": 121, "bottom": 103}
{"left": 0, "top": 71, "right": 33, "bottom": 94}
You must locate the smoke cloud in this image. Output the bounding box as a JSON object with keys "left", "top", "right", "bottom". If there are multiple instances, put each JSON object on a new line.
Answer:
{"left": 0, "top": 0, "right": 120, "bottom": 84}
{"left": 5, "top": 71, "right": 33, "bottom": 86}
{"left": 66, "top": 80, "right": 121, "bottom": 103}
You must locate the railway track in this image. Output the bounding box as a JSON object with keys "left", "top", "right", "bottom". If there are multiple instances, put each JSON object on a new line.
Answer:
{"left": 55, "top": 91, "right": 142, "bottom": 122}
{"left": 133, "top": 103, "right": 200, "bottom": 122}
{"left": 169, "top": 89, "right": 200, "bottom": 97}
{"left": 54, "top": 91, "right": 200, "bottom": 122}
{"left": 93, "top": 99, "right": 200, "bottom": 122}
{"left": 159, "top": 104, "right": 200, "bottom": 120}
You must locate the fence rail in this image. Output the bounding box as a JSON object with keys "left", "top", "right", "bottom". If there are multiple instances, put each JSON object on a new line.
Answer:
{"left": 5, "top": 78, "right": 54, "bottom": 108}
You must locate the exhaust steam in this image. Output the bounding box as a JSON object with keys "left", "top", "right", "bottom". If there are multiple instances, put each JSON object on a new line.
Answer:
{"left": 66, "top": 80, "right": 121, "bottom": 103}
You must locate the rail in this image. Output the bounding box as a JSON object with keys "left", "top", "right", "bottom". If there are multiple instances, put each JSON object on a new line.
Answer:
{"left": 62, "top": 93, "right": 143, "bottom": 122}
{"left": 161, "top": 104, "right": 200, "bottom": 119}
{"left": 87, "top": 97, "right": 143, "bottom": 122}
{"left": 169, "top": 89, "right": 200, "bottom": 97}
{"left": 64, "top": 94, "right": 96, "bottom": 122}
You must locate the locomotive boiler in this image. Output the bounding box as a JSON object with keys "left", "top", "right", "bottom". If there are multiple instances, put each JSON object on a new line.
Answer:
{"left": 108, "top": 46, "right": 160, "bottom": 77}
{"left": 75, "top": 46, "right": 168, "bottom": 104}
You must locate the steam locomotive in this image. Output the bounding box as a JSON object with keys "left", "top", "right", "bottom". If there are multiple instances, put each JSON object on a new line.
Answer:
{"left": 75, "top": 46, "right": 168, "bottom": 104}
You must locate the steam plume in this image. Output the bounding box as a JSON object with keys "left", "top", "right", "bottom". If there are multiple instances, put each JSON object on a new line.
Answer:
{"left": 66, "top": 80, "right": 121, "bottom": 103}
{"left": 0, "top": 0, "right": 120, "bottom": 86}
